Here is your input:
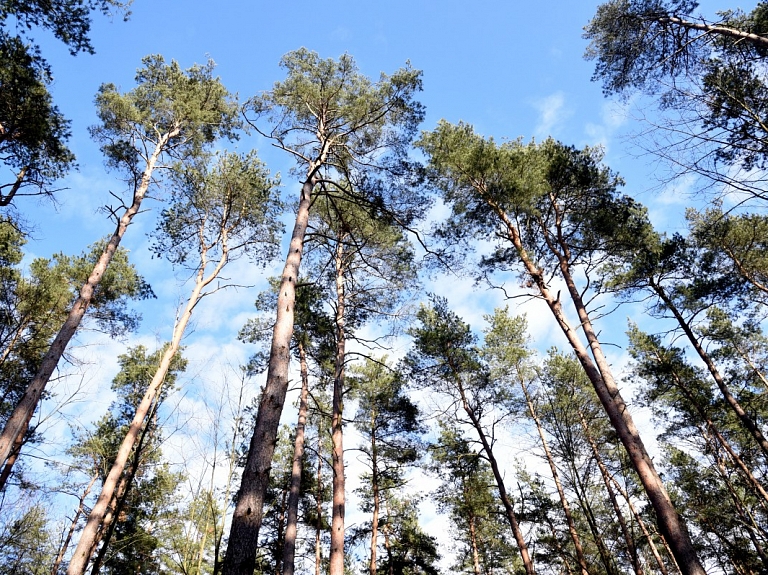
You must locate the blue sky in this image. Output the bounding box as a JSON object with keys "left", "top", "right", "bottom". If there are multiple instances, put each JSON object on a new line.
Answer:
{"left": 6, "top": 0, "right": 745, "bottom": 566}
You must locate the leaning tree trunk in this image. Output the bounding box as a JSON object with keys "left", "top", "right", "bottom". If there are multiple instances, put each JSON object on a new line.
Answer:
{"left": 0, "top": 129, "right": 177, "bottom": 482}
{"left": 652, "top": 280, "right": 768, "bottom": 459}
{"left": 281, "top": 340, "right": 310, "bottom": 575}
{"left": 224, "top": 155, "right": 324, "bottom": 575}
{"left": 451, "top": 367, "right": 535, "bottom": 575}
{"left": 329, "top": 236, "right": 347, "bottom": 575}
{"left": 520, "top": 377, "right": 589, "bottom": 575}
{"left": 67, "top": 235, "right": 226, "bottom": 575}
{"left": 51, "top": 472, "right": 98, "bottom": 575}
{"left": 477, "top": 192, "right": 705, "bottom": 575}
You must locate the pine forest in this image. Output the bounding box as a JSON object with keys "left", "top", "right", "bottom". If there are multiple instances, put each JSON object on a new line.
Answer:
{"left": 3, "top": 1, "right": 768, "bottom": 574}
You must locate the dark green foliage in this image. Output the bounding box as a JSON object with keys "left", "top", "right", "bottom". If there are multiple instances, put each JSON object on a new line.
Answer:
{"left": 429, "top": 424, "right": 517, "bottom": 575}
{"left": 0, "top": 504, "right": 57, "bottom": 574}
{"left": 585, "top": 1, "right": 768, "bottom": 176}
{"left": 0, "top": 34, "right": 74, "bottom": 205}
{"left": 0, "top": 0, "right": 130, "bottom": 205}
{"left": 376, "top": 497, "right": 440, "bottom": 575}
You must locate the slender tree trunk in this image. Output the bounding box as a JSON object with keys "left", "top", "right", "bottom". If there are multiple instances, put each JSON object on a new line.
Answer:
{"left": 281, "top": 340, "right": 310, "bottom": 575}
{"left": 329, "top": 237, "right": 347, "bottom": 575}
{"left": 578, "top": 410, "right": 643, "bottom": 575}
{"left": 90, "top": 404, "right": 157, "bottom": 575}
{"left": 315, "top": 430, "right": 323, "bottom": 575}
{"left": 609, "top": 473, "right": 670, "bottom": 575}
{"left": 477, "top": 194, "right": 704, "bottom": 575}
{"left": 468, "top": 513, "right": 482, "bottom": 575}
{"left": 275, "top": 486, "right": 288, "bottom": 575}
{"left": 68, "top": 237, "right": 225, "bottom": 575}
{"left": 520, "top": 377, "right": 589, "bottom": 575}
{"left": 452, "top": 372, "right": 534, "bottom": 575}
{"left": 0, "top": 428, "right": 23, "bottom": 492}
{"left": 225, "top": 159, "right": 324, "bottom": 575}
{"left": 369, "top": 420, "right": 380, "bottom": 575}
{"left": 51, "top": 472, "right": 98, "bottom": 575}
{"left": 0, "top": 130, "right": 176, "bottom": 477}
{"left": 651, "top": 280, "right": 768, "bottom": 459}
{"left": 0, "top": 166, "right": 27, "bottom": 207}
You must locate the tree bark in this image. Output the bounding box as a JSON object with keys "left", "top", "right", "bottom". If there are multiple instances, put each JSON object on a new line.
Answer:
{"left": 477, "top": 193, "right": 705, "bottom": 575}
{"left": 329, "top": 237, "right": 347, "bottom": 575}
{"left": 0, "top": 130, "right": 176, "bottom": 475}
{"left": 281, "top": 340, "right": 310, "bottom": 575}
{"left": 520, "top": 377, "right": 589, "bottom": 575}
{"left": 224, "top": 162, "right": 322, "bottom": 575}
{"left": 68, "top": 226, "right": 224, "bottom": 575}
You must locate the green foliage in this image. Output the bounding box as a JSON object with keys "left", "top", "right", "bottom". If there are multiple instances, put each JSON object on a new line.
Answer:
{"left": 585, "top": 0, "right": 768, "bottom": 174}
{"left": 429, "top": 423, "right": 517, "bottom": 575}
{"left": 152, "top": 150, "right": 284, "bottom": 268}
{"left": 0, "top": 0, "right": 131, "bottom": 204}
{"left": 0, "top": 503, "right": 57, "bottom": 574}
{"left": 0, "top": 0, "right": 131, "bottom": 56}
{"left": 418, "top": 122, "right": 650, "bottom": 277}
{"left": 376, "top": 497, "right": 440, "bottom": 575}
{"left": 251, "top": 48, "right": 429, "bottom": 226}
{"left": 91, "top": 55, "right": 240, "bottom": 177}
{"left": 0, "top": 33, "right": 75, "bottom": 205}
{"left": 0, "top": 219, "right": 152, "bottom": 473}
{"left": 584, "top": 0, "right": 703, "bottom": 96}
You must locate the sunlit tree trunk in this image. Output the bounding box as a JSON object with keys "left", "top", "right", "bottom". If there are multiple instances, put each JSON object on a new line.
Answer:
{"left": 226, "top": 165, "right": 322, "bottom": 575}
{"left": 68, "top": 232, "right": 228, "bottom": 575}
{"left": 0, "top": 131, "right": 176, "bottom": 483}
{"left": 329, "top": 237, "right": 347, "bottom": 575}
{"left": 281, "top": 340, "right": 310, "bottom": 575}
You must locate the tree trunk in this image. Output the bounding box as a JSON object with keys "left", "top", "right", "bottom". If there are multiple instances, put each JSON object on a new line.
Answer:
{"left": 68, "top": 234, "right": 224, "bottom": 575}
{"left": 468, "top": 513, "right": 482, "bottom": 575}
{"left": 90, "top": 403, "right": 157, "bottom": 575}
{"left": 520, "top": 377, "right": 589, "bottom": 575}
{"left": 369, "top": 416, "right": 380, "bottom": 575}
{"left": 51, "top": 472, "right": 98, "bottom": 575}
{"left": 225, "top": 163, "right": 322, "bottom": 575}
{"left": 0, "top": 130, "right": 175, "bottom": 476}
{"left": 315, "top": 430, "right": 323, "bottom": 575}
{"left": 609, "top": 473, "right": 670, "bottom": 575}
{"left": 578, "top": 409, "right": 643, "bottom": 575}
{"left": 281, "top": 340, "right": 310, "bottom": 575}
{"left": 452, "top": 370, "right": 534, "bottom": 575}
{"left": 652, "top": 280, "right": 768, "bottom": 459}
{"left": 329, "top": 237, "right": 347, "bottom": 575}
{"left": 478, "top": 194, "right": 705, "bottom": 575}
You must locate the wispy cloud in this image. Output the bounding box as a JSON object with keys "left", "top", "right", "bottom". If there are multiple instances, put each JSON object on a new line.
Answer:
{"left": 533, "top": 91, "right": 570, "bottom": 139}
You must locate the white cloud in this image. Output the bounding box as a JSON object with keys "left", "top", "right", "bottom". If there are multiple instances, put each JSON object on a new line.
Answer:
{"left": 533, "top": 92, "right": 570, "bottom": 139}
